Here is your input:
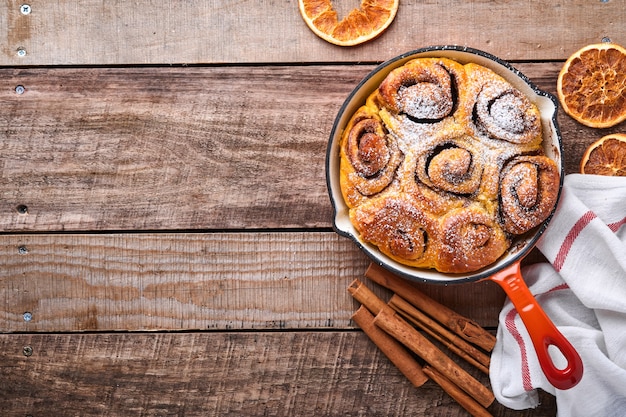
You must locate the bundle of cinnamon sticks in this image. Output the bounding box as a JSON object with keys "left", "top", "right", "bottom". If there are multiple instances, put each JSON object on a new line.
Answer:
{"left": 349, "top": 263, "right": 497, "bottom": 417}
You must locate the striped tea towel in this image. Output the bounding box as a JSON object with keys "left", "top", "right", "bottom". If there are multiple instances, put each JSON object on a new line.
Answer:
{"left": 490, "top": 174, "right": 626, "bottom": 416}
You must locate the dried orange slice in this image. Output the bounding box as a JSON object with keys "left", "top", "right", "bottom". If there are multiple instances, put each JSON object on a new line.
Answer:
{"left": 298, "top": 0, "right": 399, "bottom": 47}
{"left": 580, "top": 133, "right": 626, "bottom": 176}
{"left": 557, "top": 43, "right": 626, "bottom": 128}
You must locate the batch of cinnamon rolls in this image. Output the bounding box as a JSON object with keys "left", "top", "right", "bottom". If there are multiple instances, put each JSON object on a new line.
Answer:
{"left": 339, "top": 57, "right": 560, "bottom": 273}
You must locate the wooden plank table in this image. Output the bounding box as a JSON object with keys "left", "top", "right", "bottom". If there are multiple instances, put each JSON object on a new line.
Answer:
{"left": 1, "top": 1, "right": 624, "bottom": 415}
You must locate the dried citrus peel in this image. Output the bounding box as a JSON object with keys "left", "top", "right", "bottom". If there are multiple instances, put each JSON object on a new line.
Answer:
{"left": 580, "top": 133, "right": 626, "bottom": 176}
{"left": 298, "top": 0, "right": 399, "bottom": 47}
{"left": 557, "top": 43, "right": 626, "bottom": 128}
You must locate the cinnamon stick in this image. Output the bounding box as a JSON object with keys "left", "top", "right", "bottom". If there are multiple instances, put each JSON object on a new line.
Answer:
{"left": 373, "top": 307, "right": 495, "bottom": 408}
{"left": 347, "top": 279, "right": 387, "bottom": 315}
{"left": 352, "top": 306, "right": 428, "bottom": 388}
{"left": 389, "top": 294, "right": 491, "bottom": 374}
{"left": 365, "top": 263, "right": 496, "bottom": 352}
{"left": 423, "top": 365, "right": 493, "bottom": 417}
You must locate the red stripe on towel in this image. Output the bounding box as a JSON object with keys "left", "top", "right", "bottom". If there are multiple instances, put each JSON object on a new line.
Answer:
{"left": 553, "top": 211, "right": 597, "bottom": 272}
{"left": 504, "top": 308, "right": 533, "bottom": 391}
{"left": 609, "top": 216, "right": 626, "bottom": 233}
{"left": 548, "top": 283, "right": 570, "bottom": 292}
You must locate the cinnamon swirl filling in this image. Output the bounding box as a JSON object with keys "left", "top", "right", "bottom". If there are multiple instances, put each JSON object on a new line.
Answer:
{"left": 499, "top": 155, "right": 560, "bottom": 234}
{"left": 415, "top": 139, "right": 483, "bottom": 195}
{"left": 347, "top": 118, "right": 392, "bottom": 178}
{"left": 340, "top": 108, "right": 403, "bottom": 205}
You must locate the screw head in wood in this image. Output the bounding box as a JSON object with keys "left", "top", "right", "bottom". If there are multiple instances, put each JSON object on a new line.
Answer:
{"left": 23, "top": 346, "right": 33, "bottom": 357}
{"left": 20, "top": 4, "right": 31, "bottom": 15}
{"left": 23, "top": 312, "right": 33, "bottom": 322}
{"left": 15, "top": 85, "right": 25, "bottom": 95}
{"left": 16, "top": 47, "right": 27, "bottom": 57}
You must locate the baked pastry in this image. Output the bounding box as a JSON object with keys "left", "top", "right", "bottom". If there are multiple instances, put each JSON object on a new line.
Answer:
{"left": 339, "top": 57, "right": 559, "bottom": 273}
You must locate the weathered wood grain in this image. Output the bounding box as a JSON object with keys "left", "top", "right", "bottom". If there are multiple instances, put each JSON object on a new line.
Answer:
{"left": 0, "top": 65, "right": 351, "bottom": 231}
{"left": 0, "top": 231, "right": 510, "bottom": 333}
{"left": 0, "top": 331, "right": 557, "bottom": 416}
{"left": 1, "top": 63, "right": 620, "bottom": 232}
{"left": 1, "top": 0, "right": 623, "bottom": 65}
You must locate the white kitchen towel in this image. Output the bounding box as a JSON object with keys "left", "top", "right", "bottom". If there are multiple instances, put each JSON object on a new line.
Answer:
{"left": 490, "top": 174, "right": 626, "bottom": 416}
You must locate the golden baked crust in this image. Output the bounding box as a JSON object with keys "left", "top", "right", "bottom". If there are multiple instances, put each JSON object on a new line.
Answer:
{"left": 339, "top": 57, "right": 559, "bottom": 273}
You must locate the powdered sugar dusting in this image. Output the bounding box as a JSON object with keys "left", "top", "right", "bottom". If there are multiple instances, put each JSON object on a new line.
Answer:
{"left": 489, "top": 93, "right": 526, "bottom": 134}
{"left": 398, "top": 83, "right": 453, "bottom": 120}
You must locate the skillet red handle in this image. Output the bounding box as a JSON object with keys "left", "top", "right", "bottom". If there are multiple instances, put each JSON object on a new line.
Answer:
{"left": 490, "top": 262, "right": 583, "bottom": 390}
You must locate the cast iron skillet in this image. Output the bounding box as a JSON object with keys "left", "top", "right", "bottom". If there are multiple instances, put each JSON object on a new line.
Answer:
{"left": 326, "top": 45, "right": 583, "bottom": 390}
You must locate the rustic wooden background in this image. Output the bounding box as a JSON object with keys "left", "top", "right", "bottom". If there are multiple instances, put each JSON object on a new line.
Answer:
{"left": 1, "top": 1, "right": 625, "bottom": 415}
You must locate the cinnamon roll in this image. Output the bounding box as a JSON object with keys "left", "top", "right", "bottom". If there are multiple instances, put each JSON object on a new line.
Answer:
{"left": 466, "top": 63, "right": 542, "bottom": 145}
{"left": 436, "top": 206, "right": 509, "bottom": 273}
{"left": 350, "top": 197, "right": 436, "bottom": 268}
{"left": 338, "top": 57, "right": 559, "bottom": 273}
{"left": 339, "top": 106, "right": 403, "bottom": 207}
{"left": 378, "top": 58, "right": 468, "bottom": 123}
{"left": 499, "top": 155, "right": 560, "bottom": 235}
{"left": 399, "top": 150, "right": 468, "bottom": 217}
